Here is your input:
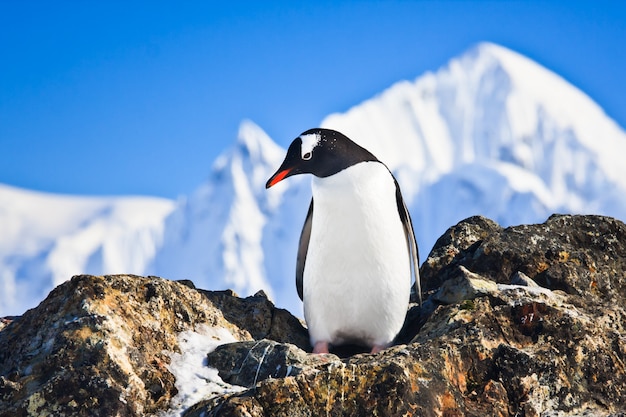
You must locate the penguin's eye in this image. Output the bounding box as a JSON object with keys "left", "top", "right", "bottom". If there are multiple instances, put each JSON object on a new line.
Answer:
{"left": 302, "top": 152, "right": 312, "bottom": 160}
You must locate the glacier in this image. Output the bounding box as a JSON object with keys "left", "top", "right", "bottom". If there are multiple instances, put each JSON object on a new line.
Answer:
{"left": 2, "top": 42, "right": 626, "bottom": 317}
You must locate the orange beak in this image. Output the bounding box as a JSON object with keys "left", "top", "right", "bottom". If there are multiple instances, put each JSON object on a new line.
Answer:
{"left": 266, "top": 168, "right": 293, "bottom": 188}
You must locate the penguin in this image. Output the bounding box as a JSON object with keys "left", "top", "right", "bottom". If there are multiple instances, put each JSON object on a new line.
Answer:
{"left": 266, "top": 128, "right": 421, "bottom": 354}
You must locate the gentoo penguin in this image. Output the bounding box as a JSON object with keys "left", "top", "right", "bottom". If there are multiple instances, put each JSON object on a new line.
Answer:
{"left": 266, "top": 128, "right": 421, "bottom": 354}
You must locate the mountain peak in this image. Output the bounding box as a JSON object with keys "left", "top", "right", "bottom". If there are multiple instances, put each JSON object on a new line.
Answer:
{"left": 209, "top": 120, "right": 285, "bottom": 194}
{"left": 235, "top": 120, "right": 284, "bottom": 166}
{"left": 458, "top": 42, "right": 626, "bottom": 184}
{"left": 462, "top": 42, "right": 554, "bottom": 75}
{"left": 471, "top": 41, "right": 526, "bottom": 61}
{"left": 461, "top": 41, "right": 609, "bottom": 125}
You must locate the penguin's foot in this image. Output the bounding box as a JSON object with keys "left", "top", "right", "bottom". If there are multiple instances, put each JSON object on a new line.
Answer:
{"left": 313, "top": 341, "right": 330, "bottom": 354}
{"left": 370, "top": 344, "right": 387, "bottom": 354}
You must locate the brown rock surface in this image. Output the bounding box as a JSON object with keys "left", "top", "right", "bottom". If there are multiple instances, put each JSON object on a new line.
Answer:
{"left": 192, "top": 215, "right": 626, "bottom": 416}
{"left": 421, "top": 214, "right": 626, "bottom": 303}
{"left": 1, "top": 214, "right": 625, "bottom": 416}
{"left": 0, "top": 275, "right": 306, "bottom": 416}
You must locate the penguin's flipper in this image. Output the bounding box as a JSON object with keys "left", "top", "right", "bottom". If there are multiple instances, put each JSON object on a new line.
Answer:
{"left": 393, "top": 179, "right": 422, "bottom": 305}
{"left": 296, "top": 198, "right": 314, "bottom": 301}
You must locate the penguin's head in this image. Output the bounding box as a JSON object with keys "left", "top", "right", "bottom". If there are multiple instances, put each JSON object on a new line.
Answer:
{"left": 266, "top": 128, "right": 378, "bottom": 188}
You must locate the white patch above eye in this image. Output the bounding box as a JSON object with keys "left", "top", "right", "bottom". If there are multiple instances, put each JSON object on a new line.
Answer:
{"left": 300, "top": 133, "right": 321, "bottom": 159}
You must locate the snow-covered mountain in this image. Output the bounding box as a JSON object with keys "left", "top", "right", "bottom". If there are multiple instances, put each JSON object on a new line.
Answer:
{"left": 0, "top": 184, "right": 174, "bottom": 316}
{"left": 2, "top": 42, "right": 626, "bottom": 317}
{"left": 322, "top": 42, "right": 626, "bottom": 253}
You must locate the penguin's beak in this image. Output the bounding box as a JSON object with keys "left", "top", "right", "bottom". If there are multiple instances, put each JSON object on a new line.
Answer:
{"left": 266, "top": 139, "right": 304, "bottom": 188}
{"left": 266, "top": 167, "right": 293, "bottom": 188}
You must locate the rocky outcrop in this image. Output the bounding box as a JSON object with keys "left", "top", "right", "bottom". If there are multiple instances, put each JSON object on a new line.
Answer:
{"left": 421, "top": 214, "right": 626, "bottom": 302}
{"left": 0, "top": 276, "right": 307, "bottom": 416}
{"left": 1, "top": 214, "right": 626, "bottom": 416}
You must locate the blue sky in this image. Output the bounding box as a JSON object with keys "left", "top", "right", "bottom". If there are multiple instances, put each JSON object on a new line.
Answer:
{"left": 1, "top": 1, "right": 625, "bottom": 199}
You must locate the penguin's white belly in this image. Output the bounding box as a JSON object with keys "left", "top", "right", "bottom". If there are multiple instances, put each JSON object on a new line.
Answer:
{"left": 303, "top": 162, "right": 411, "bottom": 347}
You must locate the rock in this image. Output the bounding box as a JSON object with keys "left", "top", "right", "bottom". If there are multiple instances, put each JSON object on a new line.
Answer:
{"left": 198, "top": 289, "right": 310, "bottom": 351}
{"left": 0, "top": 317, "right": 14, "bottom": 332}
{"left": 510, "top": 270, "right": 541, "bottom": 287}
{"left": 419, "top": 215, "right": 502, "bottom": 298}
{"left": 431, "top": 265, "right": 498, "bottom": 304}
{"left": 0, "top": 275, "right": 307, "bottom": 417}
{"left": 1, "top": 214, "right": 626, "bottom": 416}
{"left": 194, "top": 286, "right": 626, "bottom": 417}
{"left": 189, "top": 215, "right": 626, "bottom": 416}
{"left": 422, "top": 214, "right": 626, "bottom": 304}
{"left": 207, "top": 339, "right": 336, "bottom": 388}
